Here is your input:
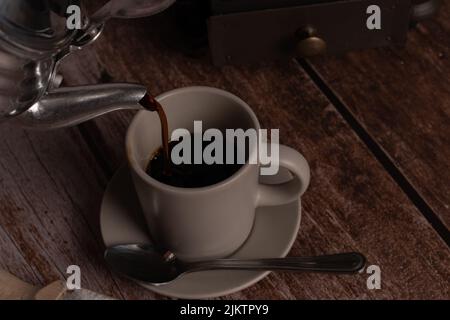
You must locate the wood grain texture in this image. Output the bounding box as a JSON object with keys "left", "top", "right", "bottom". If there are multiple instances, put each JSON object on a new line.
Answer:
{"left": 307, "top": 2, "right": 450, "bottom": 230}
{"left": 0, "top": 125, "right": 163, "bottom": 299}
{"left": 59, "top": 14, "right": 450, "bottom": 299}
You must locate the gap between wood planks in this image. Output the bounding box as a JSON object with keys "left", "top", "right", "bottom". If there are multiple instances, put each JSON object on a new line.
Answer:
{"left": 296, "top": 58, "right": 450, "bottom": 248}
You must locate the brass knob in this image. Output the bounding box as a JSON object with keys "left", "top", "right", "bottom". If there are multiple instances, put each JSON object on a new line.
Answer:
{"left": 295, "top": 27, "right": 327, "bottom": 57}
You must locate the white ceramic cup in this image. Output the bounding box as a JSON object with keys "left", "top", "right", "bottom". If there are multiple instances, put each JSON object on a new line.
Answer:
{"left": 126, "top": 87, "right": 310, "bottom": 261}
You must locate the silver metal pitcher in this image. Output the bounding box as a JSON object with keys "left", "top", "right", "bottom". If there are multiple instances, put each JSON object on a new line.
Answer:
{"left": 0, "top": 0, "right": 176, "bottom": 129}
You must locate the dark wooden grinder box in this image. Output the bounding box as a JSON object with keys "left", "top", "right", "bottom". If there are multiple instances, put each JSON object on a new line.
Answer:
{"left": 175, "top": 0, "right": 441, "bottom": 65}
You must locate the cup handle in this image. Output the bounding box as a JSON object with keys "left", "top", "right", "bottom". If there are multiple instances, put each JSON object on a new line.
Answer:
{"left": 256, "top": 145, "right": 311, "bottom": 207}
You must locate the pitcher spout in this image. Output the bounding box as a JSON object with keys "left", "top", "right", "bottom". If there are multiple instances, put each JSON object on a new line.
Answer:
{"left": 13, "top": 84, "right": 147, "bottom": 130}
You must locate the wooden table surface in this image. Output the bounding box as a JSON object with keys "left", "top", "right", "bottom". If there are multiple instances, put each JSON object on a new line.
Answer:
{"left": 1, "top": 2, "right": 449, "bottom": 299}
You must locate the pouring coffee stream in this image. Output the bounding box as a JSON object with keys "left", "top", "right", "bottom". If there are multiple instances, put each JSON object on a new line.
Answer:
{"left": 139, "top": 93, "right": 172, "bottom": 175}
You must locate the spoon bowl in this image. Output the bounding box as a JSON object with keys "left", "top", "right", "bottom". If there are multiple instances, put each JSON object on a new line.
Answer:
{"left": 105, "top": 244, "right": 182, "bottom": 285}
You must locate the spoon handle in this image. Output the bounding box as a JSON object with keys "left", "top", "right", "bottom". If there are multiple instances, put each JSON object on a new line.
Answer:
{"left": 186, "top": 253, "right": 366, "bottom": 274}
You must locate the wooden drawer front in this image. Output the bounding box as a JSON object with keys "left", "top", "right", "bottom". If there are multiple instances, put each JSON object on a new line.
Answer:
{"left": 208, "top": 0, "right": 411, "bottom": 65}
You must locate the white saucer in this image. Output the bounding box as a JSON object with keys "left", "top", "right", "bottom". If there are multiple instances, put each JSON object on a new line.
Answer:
{"left": 100, "top": 166, "right": 301, "bottom": 299}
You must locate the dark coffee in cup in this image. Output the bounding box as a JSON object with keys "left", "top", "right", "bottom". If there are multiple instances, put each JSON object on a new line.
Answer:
{"left": 140, "top": 92, "right": 246, "bottom": 188}
{"left": 146, "top": 135, "right": 244, "bottom": 188}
